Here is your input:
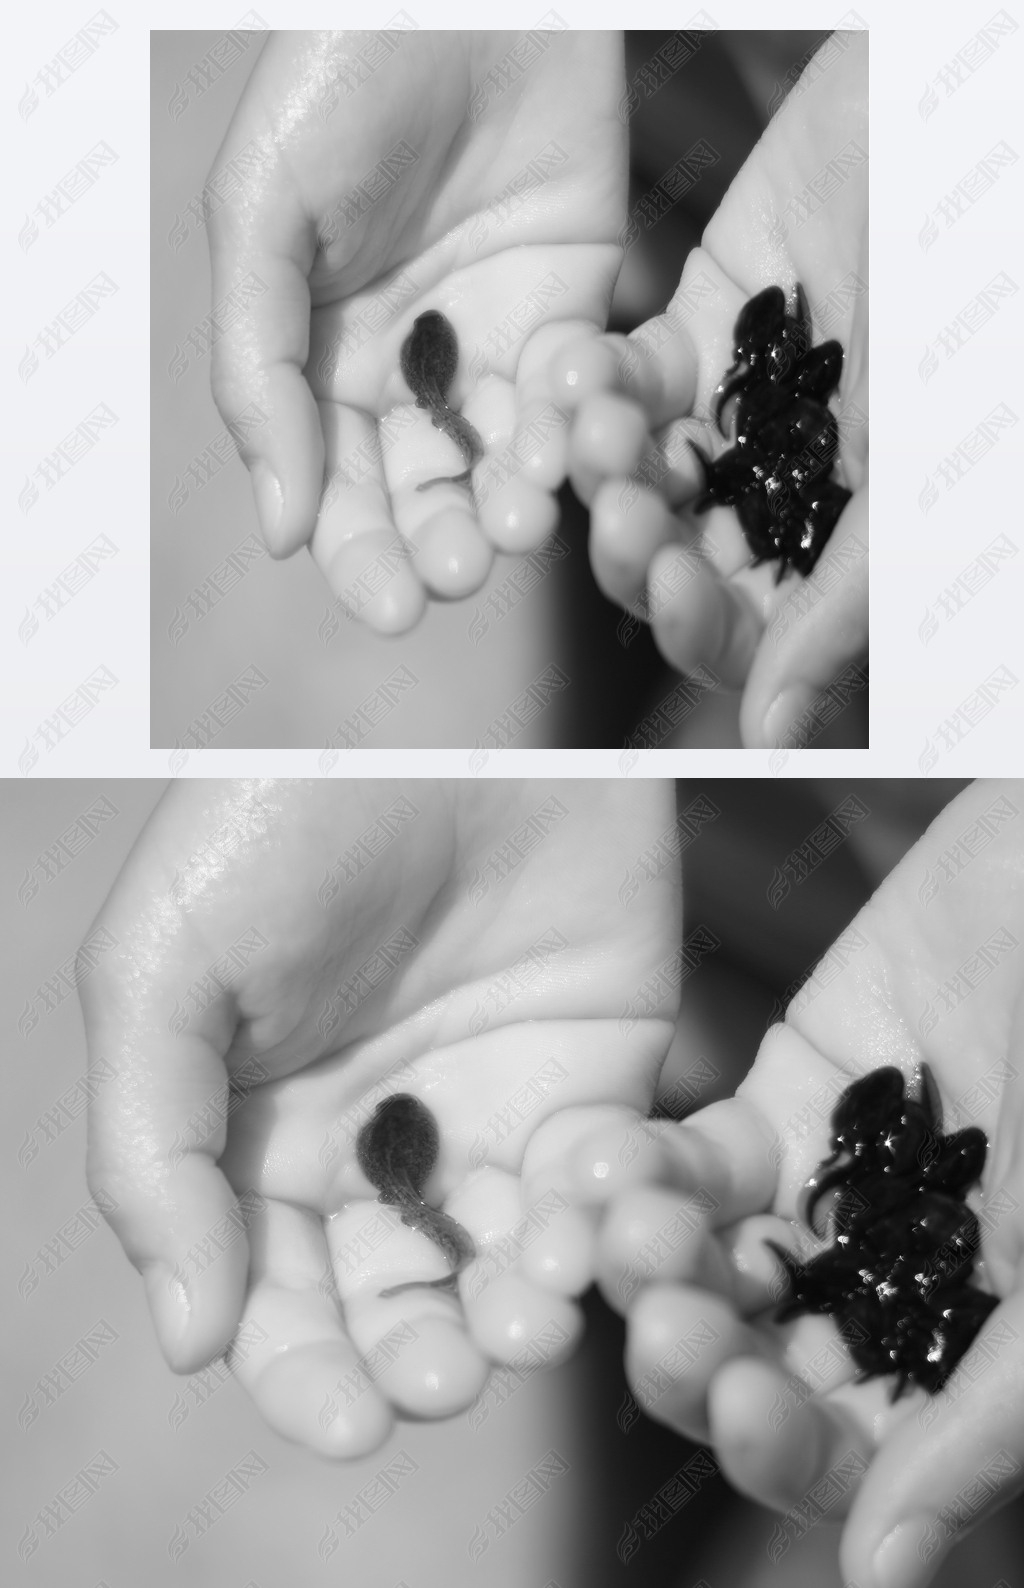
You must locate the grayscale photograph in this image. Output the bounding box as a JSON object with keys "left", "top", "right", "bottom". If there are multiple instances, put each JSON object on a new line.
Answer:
{"left": 151, "top": 29, "right": 868, "bottom": 752}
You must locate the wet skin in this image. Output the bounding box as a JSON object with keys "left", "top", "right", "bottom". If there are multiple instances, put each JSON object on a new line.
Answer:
{"left": 399, "top": 311, "right": 484, "bottom": 491}
{"left": 689, "top": 283, "right": 852, "bottom": 582}
{"left": 768, "top": 1064, "right": 998, "bottom": 1400}
{"left": 356, "top": 1093, "right": 476, "bottom": 1298}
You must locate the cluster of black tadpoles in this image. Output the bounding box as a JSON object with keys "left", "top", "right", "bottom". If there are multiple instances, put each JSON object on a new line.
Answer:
{"left": 770, "top": 1065, "right": 999, "bottom": 1399}
{"left": 690, "top": 283, "right": 851, "bottom": 581}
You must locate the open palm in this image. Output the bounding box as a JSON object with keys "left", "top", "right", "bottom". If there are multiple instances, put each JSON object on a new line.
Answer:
{"left": 207, "top": 31, "right": 627, "bottom": 630}
{"left": 577, "top": 780, "right": 1024, "bottom": 1586}
{"left": 81, "top": 780, "right": 677, "bottom": 1458}
{"left": 561, "top": 30, "right": 867, "bottom": 746}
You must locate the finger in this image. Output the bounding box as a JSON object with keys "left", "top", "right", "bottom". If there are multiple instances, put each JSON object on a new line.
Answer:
{"left": 840, "top": 1291, "right": 1024, "bottom": 1588}
{"left": 520, "top": 1105, "right": 650, "bottom": 1198}
{"left": 465, "top": 1270, "right": 583, "bottom": 1372}
{"left": 309, "top": 401, "right": 425, "bottom": 634}
{"left": 981, "top": 988, "right": 1024, "bottom": 1296}
{"left": 517, "top": 1204, "right": 597, "bottom": 1296}
{"left": 528, "top": 324, "right": 659, "bottom": 515}
{"left": 536, "top": 321, "right": 628, "bottom": 416}
{"left": 207, "top": 146, "right": 323, "bottom": 558}
{"left": 647, "top": 419, "right": 712, "bottom": 510}
{"left": 453, "top": 1168, "right": 583, "bottom": 1368}
{"left": 647, "top": 542, "right": 762, "bottom": 689}
{"left": 615, "top": 311, "right": 701, "bottom": 430}
{"left": 716, "top": 1212, "right": 801, "bottom": 1315}
{"left": 567, "top": 397, "right": 658, "bottom": 510}
{"left": 571, "top": 392, "right": 651, "bottom": 482}
{"left": 386, "top": 381, "right": 503, "bottom": 594}
{"left": 501, "top": 319, "right": 598, "bottom": 498}
{"left": 625, "top": 1282, "right": 764, "bottom": 1443}
{"left": 230, "top": 1197, "right": 393, "bottom": 1458}
{"left": 408, "top": 505, "right": 495, "bottom": 599}
{"left": 708, "top": 1354, "right": 874, "bottom": 1516}
{"left": 476, "top": 474, "right": 560, "bottom": 555}
{"left": 474, "top": 373, "right": 559, "bottom": 551}
{"left": 741, "top": 483, "right": 868, "bottom": 749}
{"left": 327, "top": 1198, "right": 490, "bottom": 1420}
{"left": 568, "top": 1097, "right": 779, "bottom": 1225}
{"left": 610, "top": 252, "right": 733, "bottom": 429}
{"left": 566, "top": 390, "right": 651, "bottom": 512}
{"left": 588, "top": 481, "right": 682, "bottom": 610}
{"left": 82, "top": 953, "right": 249, "bottom": 1375}
{"left": 547, "top": 314, "right": 701, "bottom": 434}
{"left": 597, "top": 1183, "right": 734, "bottom": 1315}
{"left": 518, "top": 1107, "right": 642, "bottom": 1296}
{"left": 772, "top": 1312, "right": 861, "bottom": 1397}
{"left": 736, "top": 1023, "right": 869, "bottom": 1217}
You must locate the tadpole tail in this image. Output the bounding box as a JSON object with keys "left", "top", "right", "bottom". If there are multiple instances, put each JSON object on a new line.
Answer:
{"left": 415, "top": 468, "right": 474, "bottom": 493}
{"left": 379, "top": 1273, "right": 461, "bottom": 1299}
{"left": 428, "top": 401, "right": 484, "bottom": 469}
{"left": 803, "top": 1162, "right": 852, "bottom": 1235}
{"left": 427, "top": 1206, "right": 476, "bottom": 1274}
{"left": 764, "top": 1237, "right": 802, "bottom": 1316}
{"left": 380, "top": 1204, "right": 476, "bottom": 1298}
{"left": 712, "top": 370, "right": 745, "bottom": 434}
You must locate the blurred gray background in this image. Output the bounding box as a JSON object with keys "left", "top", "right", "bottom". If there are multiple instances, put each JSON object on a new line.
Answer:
{"left": 151, "top": 30, "right": 865, "bottom": 751}
{"left": 7, "top": 778, "right": 1022, "bottom": 1586}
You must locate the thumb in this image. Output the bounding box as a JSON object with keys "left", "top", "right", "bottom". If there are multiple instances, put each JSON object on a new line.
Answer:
{"left": 81, "top": 898, "right": 252, "bottom": 1375}
{"left": 840, "top": 1290, "right": 1024, "bottom": 1588}
{"left": 741, "top": 481, "right": 868, "bottom": 748}
{"left": 206, "top": 125, "right": 324, "bottom": 558}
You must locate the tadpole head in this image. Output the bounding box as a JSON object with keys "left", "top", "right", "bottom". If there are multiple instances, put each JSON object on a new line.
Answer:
{"left": 732, "top": 285, "right": 787, "bottom": 363}
{"left": 830, "top": 1066, "right": 906, "bottom": 1152}
{"left": 399, "top": 309, "right": 459, "bottom": 402}
{"left": 791, "top": 340, "right": 844, "bottom": 402}
{"left": 921, "top": 1126, "right": 988, "bottom": 1194}
{"left": 356, "top": 1092, "right": 439, "bottom": 1198}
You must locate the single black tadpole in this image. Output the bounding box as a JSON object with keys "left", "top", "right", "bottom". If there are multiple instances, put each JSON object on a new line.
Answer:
{"left": 356, "top": 1092, "right": 475, "bottom": 1298}
{"left": 399, "top": 310, "right": 484, "bottom": 491}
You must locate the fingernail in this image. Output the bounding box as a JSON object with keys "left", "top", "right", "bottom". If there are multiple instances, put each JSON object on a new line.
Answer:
{"left": 144, "top": 1262, "right": 192, "bottom": 1357}
{"left": 251, "top": 461, "right": 283, "bottom": 541}
{"left": 871, "top": 1514, "right": 941, "bottom": 1588}
{"left": 762, "top": 684, "right": 815, "bottom": 748}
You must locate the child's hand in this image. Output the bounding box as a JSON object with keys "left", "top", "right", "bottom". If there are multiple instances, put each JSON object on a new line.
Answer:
{"left": 81, "top": 781, "right": 678, "bottom": 1458}
{"left": 571, "top": 780, "right": 1024, "bottom": 1587}
{"left": 552, "top": 31, "right": 867, "bottom": 747}
{"left": 206, "top": 31, "right": 627, "bottom": 632}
